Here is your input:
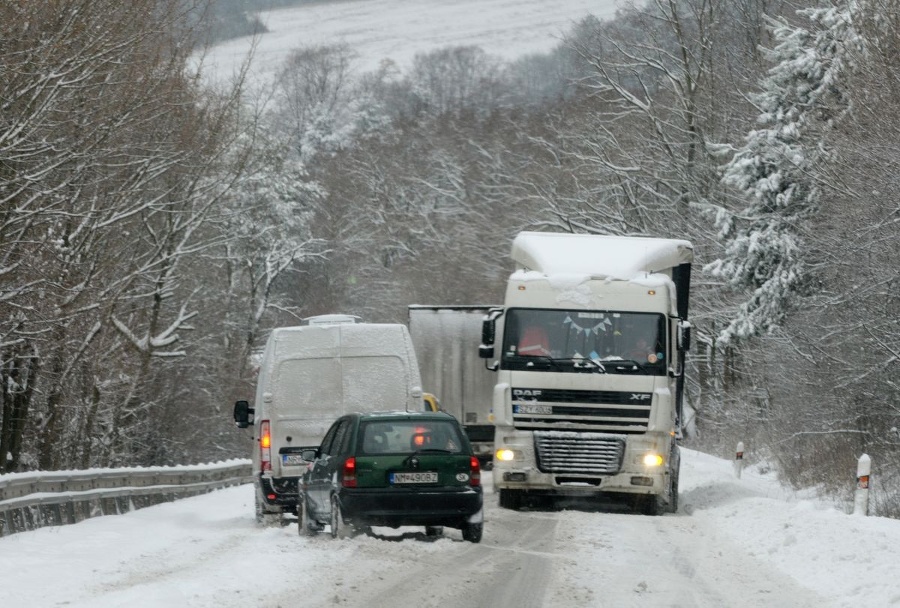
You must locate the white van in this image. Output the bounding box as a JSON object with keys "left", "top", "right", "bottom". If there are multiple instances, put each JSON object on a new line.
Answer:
{"left": 233, "top": 315, "right": 424, "bottom": 523}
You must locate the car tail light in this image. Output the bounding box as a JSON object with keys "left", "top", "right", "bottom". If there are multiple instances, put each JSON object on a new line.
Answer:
{"left": 342, "top": 456, "right": 357, "bottom": 488}
{"left": 259, "top": 420, "right": 271, "bottom": 472}
{"left": 469, "top": 456, "right": 481, "bottom": 487}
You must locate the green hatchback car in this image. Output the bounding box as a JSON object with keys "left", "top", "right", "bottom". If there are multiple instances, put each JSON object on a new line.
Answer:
{"left": 300, "top": 411, "right": 484, "bottom": 543}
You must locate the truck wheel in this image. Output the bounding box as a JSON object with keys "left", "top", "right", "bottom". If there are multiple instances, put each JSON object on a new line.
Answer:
{"left": 499, "top": 489, "right": 522, "bottom": 511}
{"left": 461, "top": 522, "right": 483, "bottom": 543}
{"left": 635, "top": 493, "right": 665, "bottom": 516}
{"left": 667, "top": 450, "right": 681, "bottom": 513}
{"left": 667, "top": 467, "right": 680, "bottom": 514}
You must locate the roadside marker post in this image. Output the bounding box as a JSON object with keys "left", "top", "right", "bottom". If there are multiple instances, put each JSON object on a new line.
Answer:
{"left": 853, "top": 454, "right": 871, "bottom": 516}
{"left": 734, "top": 441, "right": 744, "bottom": 479}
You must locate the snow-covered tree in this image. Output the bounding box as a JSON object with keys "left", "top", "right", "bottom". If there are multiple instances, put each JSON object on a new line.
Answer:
{"left": 706, "top": 3, "right": 865, "bottom": 344}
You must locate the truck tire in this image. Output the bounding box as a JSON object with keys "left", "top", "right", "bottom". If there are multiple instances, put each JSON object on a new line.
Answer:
{"left": 499, "top": 489, "right": 523, "bottom": 511}
{"left": 667, "top": 465, "right": 680, "bottom": 514}
{"left": 638, "top": 493, "right": 666, "bottom": 516}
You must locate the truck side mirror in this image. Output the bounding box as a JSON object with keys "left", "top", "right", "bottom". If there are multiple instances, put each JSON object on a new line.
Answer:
{"left": 233, "top": 400, "right": 254, "bottom": 428}
{"left": 678, "top": 322, "right": 691, "bottom": 352}
{"left": 480, "top": 316, "right": 495, "bottom": 355}
{"left": 480, "top": 309, "right": 504, "bottom": 359}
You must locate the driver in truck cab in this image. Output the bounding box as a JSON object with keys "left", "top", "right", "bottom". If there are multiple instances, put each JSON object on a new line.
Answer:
{"left": 517, "top": 326, "right": 551, "bottom": 357}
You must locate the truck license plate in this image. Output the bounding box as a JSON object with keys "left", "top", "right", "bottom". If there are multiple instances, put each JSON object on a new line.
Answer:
{"left": 515, "top": 403, "right": 553, "bottom": 415}
{"left": 391, "top": 471, "right": 438, "bottom": 484}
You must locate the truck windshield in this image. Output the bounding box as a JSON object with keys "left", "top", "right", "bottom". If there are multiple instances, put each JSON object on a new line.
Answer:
{"left": 501, "top": 308, "right": 666, "bottom": 375}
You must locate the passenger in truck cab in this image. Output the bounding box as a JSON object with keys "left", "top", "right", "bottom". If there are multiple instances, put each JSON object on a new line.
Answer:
{"left": 517, "top": 326, "right": 551, "bottom": 357}
{"left": 625, "top": 335, "right": 660, "bottom": 364}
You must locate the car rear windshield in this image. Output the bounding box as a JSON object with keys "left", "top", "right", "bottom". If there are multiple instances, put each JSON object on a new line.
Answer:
{"left": 359, "top": 419, "right": 465, "bottom": 455}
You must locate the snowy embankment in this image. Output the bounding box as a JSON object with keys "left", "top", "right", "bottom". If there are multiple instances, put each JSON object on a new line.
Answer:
{"left": 1, "top": 448, "right": 898, "bottom": 608}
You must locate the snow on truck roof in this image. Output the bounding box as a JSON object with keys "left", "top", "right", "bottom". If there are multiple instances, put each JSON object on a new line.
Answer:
{"left": 511, "top": 232, "right": 693, "bottom": 280}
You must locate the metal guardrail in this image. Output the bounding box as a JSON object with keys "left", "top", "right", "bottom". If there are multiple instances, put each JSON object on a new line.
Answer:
{"left": 0, "top": 459, "right": 253, "bottom": 537}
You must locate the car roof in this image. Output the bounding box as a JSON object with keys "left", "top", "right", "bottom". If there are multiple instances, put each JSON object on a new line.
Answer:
{"left": 352, "top": 410, "right": 457, "bottom": 422}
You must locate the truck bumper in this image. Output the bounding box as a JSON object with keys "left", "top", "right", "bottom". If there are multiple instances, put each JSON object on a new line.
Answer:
{"left": 492, "top": 430, "right": 674, "bottom": 497}
{"left": 494, "top": 467, "right": 667, "bottom": 496}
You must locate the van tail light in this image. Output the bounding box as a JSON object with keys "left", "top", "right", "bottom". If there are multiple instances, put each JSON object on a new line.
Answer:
{"left": 469, "top": 456, "right": 481, "bottom": 487}
{"left": 342, "top": 456, "right": 357, "bottom": 488}
{"left": 259, "top": 420, "right": 272, "bottom": 472}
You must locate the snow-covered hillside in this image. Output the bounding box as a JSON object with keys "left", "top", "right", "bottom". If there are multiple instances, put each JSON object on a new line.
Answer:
{"left": 201, "top": 0, "right": 623, "bottom": 83}
{"left": 2, "top": 448, "right": 897, "bottom": 608}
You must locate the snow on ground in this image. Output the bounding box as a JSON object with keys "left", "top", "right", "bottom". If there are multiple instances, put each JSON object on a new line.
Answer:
{"left": 2, "top": 448, "right": 898, "bottom": 608}
{"left": 200, "top": 0, "right": 624, "bottom": 84}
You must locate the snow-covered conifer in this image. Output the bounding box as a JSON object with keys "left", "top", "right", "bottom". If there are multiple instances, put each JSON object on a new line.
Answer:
{"left": 707, "top": 2, "right": 865, "bottom": 344}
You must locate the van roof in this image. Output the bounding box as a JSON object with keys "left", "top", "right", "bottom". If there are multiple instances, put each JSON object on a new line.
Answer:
{"left": 303, "top": 314, "right": 360, "bottom": 325}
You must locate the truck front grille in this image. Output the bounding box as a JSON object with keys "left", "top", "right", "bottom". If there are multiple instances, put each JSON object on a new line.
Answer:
{"left": 512, "top": 387, "right": 652, "bottom": 433}
{"left": 533, "top": 431, "right": 625, "bottom": 475}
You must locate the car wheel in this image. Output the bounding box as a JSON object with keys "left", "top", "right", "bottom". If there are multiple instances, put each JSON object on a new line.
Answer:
{"left": 329, "top": 495, "right": 351, "bottom": 539}
{"left": 461, "top": 522, "right": 483, "bottom": 543}
{"left": 425, "top": 526, "right": 443, "bottom": 538}
{"left": 498, "top": 489, "right": 522, "bottom": 511}
{"left": 300, "top": 496, "right": 318, "bottom": 536}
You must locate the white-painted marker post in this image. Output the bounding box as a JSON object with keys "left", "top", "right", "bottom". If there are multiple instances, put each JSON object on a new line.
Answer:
{"left": 734, "top": 441, "right": 745, "bottom": 479}
{"left": 853, "top": 453, "right": 871, "bottom": 516}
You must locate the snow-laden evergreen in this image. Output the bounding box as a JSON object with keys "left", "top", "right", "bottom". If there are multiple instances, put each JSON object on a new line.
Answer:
{"left": 706, "top": 2, "right": 865, "bottom": 344}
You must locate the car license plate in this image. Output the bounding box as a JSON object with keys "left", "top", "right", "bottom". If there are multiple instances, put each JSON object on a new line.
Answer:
{"left": 391, "top": 471, "right": 438, "bottom": 484}
{"left": 282, "top": 454, "right": 306, "bottom": 466}
{"left": 515, "top": 403, "right": 553, "bottom": 415}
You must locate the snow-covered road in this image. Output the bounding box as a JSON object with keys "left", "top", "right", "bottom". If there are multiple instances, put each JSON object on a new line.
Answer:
{"left": 3, "top": 448, "right": 898, "bottom": 608}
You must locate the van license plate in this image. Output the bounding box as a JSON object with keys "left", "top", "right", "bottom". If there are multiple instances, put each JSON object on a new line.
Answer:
{"left": 391, "top": 471, "right": 438, "bottom": 484}
{"left": 282, "top": 454, "right": 306, "bottom": 466}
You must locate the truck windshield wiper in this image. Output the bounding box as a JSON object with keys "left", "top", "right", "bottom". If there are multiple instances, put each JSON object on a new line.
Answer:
{"left": 604, "top": 358, "right": 647, "bottom": 372}
{"left": 513, "top": 355, "right": 564, "bottom": 370}
{"left": 576, "top": 357, "right": 607, "bottom": 374}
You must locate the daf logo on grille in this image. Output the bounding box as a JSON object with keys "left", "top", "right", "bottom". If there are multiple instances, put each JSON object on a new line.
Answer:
{"left": 629, "top": 393, "right": 651, "bottom": 401}
{"left": 512, "top": 389, "right": 542, "bottom": 399}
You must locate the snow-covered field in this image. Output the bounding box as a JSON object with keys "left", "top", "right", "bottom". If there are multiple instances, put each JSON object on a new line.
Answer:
{"left": 2, "top": 448, "right": 897, "bottom": 608}
{"left": 200, "top": 0, "right": 624, "bottom": 84}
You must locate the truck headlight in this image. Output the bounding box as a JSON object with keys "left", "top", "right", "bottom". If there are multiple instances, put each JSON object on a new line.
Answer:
{"left": 495, "top": 448, "right": 517, "bottom": 462}
{"left": 642, "top": 453, "right": 664, "bottom": 467}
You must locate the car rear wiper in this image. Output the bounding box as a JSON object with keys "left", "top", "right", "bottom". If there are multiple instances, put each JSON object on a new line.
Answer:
{"left": 402, "top": 448, "right": 454, "bottom": 466}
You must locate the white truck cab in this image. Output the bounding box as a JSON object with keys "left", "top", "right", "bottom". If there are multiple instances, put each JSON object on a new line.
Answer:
{"left": 481, "top": 232, "right": 693, "bottom": 514}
